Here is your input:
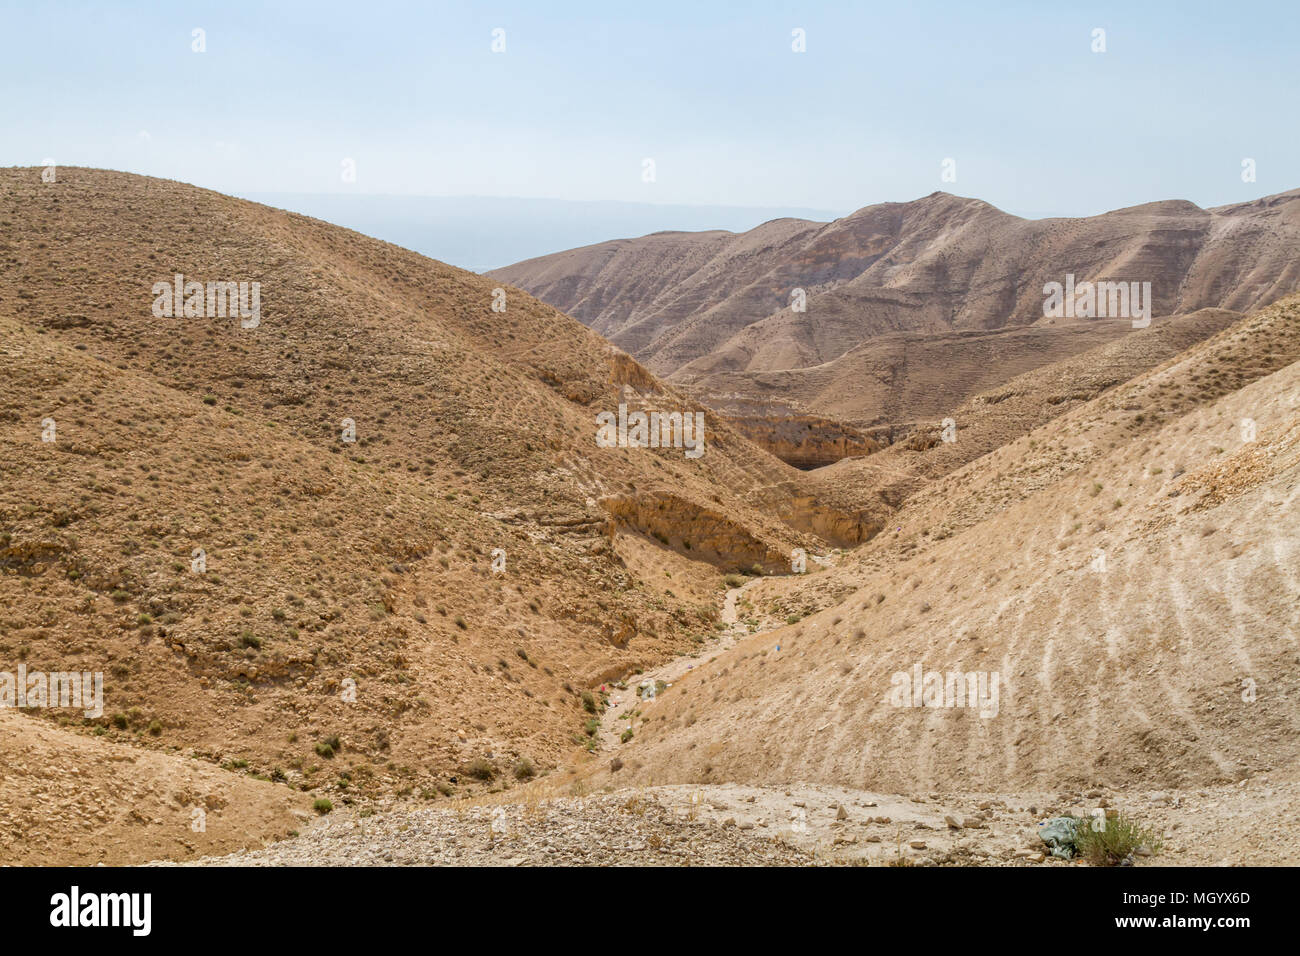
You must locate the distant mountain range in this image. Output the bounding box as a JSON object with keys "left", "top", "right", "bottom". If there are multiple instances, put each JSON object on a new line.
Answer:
{"left": 240, "top": 192, "right": 843, "bottom": 273}
{"left": 491, "top": 188, "right": 1300, "bottom": 463}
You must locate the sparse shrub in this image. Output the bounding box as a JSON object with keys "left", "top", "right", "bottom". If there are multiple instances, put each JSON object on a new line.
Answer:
{"left": 313, "top": 798, "right": 333, "bottom": 815}
{"left": 466, "top": 757, "right": 495, "bottom": 781}
{"left": 1074, "top": 813, "right": 1162, "bottom": 866}
{"left": 513, "top": 758, "right": 535, "bottom": 780}
{"left": 580, "top": 690, "right": 598, "bottom": 713}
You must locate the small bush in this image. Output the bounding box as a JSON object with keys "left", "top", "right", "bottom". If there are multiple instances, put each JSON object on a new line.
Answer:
{"left": 580, "top": 690, "right": 598, "bottom": 713}
{"left": 513, "top": 758, "right": 535, "bottom": 780}
{"left": 313, "top": 798, "right": 333, "bottom": 815}
{"left": 1074, "top": 813, "right": 1162, "bottom": 866}
{"left": 466, "top": 757, "right": 495, "bottom": 781}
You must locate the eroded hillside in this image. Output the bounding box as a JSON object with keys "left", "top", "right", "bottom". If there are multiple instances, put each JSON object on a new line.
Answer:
{"left": 593, "top": 298, "right": 1300, "bottom": 795}
{"left": 0, "top": 167, "right": 860, "bottom": 830}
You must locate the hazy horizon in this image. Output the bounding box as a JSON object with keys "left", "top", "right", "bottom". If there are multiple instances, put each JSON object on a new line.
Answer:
{"left": 237, "top": 191, "right": 847, "bottom": 271}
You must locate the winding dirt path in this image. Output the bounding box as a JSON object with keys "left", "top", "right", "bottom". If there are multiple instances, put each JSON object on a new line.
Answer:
{"left": 599, "top": 576, "right": 769, "bottom": 748}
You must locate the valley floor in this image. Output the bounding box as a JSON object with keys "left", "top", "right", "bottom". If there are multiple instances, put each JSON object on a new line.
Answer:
{"left": 157, "top": 776, "right": 1298, "bottom": 866}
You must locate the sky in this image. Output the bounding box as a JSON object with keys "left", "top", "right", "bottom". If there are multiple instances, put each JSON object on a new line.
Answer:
{"left": 3, "top": 1, "right": 1297, "bottom": 265}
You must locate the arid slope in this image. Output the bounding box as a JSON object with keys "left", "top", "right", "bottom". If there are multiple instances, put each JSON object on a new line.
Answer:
{"left": 0, "top": 168, "right": 861, "bottom": 841}
{"left": 598, "top": 298, "right": 1300, "bottom": 795}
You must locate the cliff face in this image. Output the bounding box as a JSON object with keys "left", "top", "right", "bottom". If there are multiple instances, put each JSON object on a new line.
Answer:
{"left": 723, "top": 413, "right": 877, "bottom": 469}
{"left": 599, "top": 492, "right": 791, "bottom": 573}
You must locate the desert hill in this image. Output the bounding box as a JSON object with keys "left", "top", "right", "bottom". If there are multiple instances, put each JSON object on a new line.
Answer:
{"left": 596, "top": 296, "right": 1300, "bottom": 795}
{"left": 0, "top": 167, "right": 863, "bottom": 836}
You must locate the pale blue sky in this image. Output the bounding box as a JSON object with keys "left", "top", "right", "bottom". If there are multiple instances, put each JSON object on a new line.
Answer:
{"left": 3, "top": 1, "right": 1295, "bottom": 230}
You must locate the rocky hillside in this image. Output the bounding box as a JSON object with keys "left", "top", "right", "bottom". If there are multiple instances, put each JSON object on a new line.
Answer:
{"left": 0, "top": 167, "right": 863, "bottom": 836}
{"left": 593, "top": 297, "right": 1300, "bottom": 796}
{"left": 493, "top": 190, "right": 1300, "bottom": 465}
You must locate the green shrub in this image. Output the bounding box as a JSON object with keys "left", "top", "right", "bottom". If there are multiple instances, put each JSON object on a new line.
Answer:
{"left": 1074, "top": 813, "right": 1162, "bottom": 866}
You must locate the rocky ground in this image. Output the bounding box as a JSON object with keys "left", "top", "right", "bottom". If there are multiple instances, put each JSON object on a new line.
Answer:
{"left": 156, "top": 772, "right": 1299, "bottom": 866}
{"left": 154, "top": 790, "right": 818, "bottom": 867}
